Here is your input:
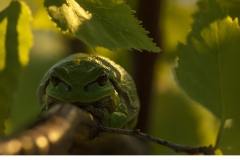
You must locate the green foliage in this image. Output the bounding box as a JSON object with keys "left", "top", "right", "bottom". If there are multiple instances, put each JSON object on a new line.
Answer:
{"left": 0, "top": 0, "right": 33, "bottom": 136}
{"left": 175, "top": 0, "right": 240, "bottom": 154}
{"left": 0, "top": 0, "right": 240, "bottom": 155}
{"left": 0, "top": 0, "right": 159, "bottom": 136}
{"left": 44, "top": 0, "right": 160, "bottom": 52}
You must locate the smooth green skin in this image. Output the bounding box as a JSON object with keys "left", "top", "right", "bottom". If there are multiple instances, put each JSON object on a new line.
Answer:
{"left": 37, "top": 53, "right": 140, "bottom": 128}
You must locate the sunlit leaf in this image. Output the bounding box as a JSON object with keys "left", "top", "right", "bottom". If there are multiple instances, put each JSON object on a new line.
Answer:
{"left": 175, "top": 0, "right": 240, "bottom": 153}
{"left": 219, "top": 123, "right": 240, "bottom": 154}
{"left": 44, "top": 0, "right": 160, "bottom": 52}
{"left": 0, "top": 1, "right": 33, "bottom": 136}
{"left": 175, "top": 0, "right": 240, "bottom": 119}
{"left": 219, "top": 0, "right": 240, "bottom": 23}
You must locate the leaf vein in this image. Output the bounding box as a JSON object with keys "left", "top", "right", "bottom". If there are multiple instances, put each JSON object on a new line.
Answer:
{"left": 79, "top": 2, "right": 151, "bottom": 47}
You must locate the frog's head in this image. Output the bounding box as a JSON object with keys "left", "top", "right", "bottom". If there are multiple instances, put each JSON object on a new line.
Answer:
{"left": 45, "top": 57, "right": 115, "bottom": 104}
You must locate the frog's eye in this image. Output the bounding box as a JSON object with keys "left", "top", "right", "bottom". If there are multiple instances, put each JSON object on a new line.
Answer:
{"left": 97, "top": 71, "right": 108, "bottom": 86}
{"left": 50, "top": 73, "right": 60, "bottom": 86}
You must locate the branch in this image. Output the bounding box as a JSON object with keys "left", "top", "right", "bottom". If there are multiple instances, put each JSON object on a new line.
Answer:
{"left": 100, "top": 127, "right": 214, "bottom": 155}
{"left": 0, "top": 103, "right": 98, "bottom": 155}
{"left": 0, "top": 103, "right": 215, "bottom": 155}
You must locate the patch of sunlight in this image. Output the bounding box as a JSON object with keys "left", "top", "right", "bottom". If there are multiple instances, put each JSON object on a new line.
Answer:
{"left": 36, "top": 136, "right": 49, "bottom": 154}
{"left": 4, "top": 118, "right": 11, "bottom": 135}
{"left": 0, "top": 18, "right": 7, "bottom": 71}
{"left": 173, "top": 0, "right": 199, "bottom": 8}
{"left": 151, "top": 57, "right": 220, "bottom": 154}
{"left": 48, "top": 0, "right": 92, "bottom": 33}
{"left": 154, "top": 56, "right": 178, "bottom": 94}
{"left": 187, "top": 94, "right": 221, "bottom": 146}
{"left": 31, "top": 7, "right": 57, "bottom": 30}
{"left": 68, "top": 0, "right": 92, "bottom": 20}
{"left": 31, "top": 30, "right": 69, "bottom": 59}
{"left": 169, "top": 81, "right": 220, "bottom": 147}
{"left": 0, "top": 0, "right": 11, "bottom": 12}
{"left": 215, "top": 149, "right": 223, "bottom": 155}
{"left": 162, "top": 1, "right": 197, "bottom": 53}
{"left": 88, "top": 47, "right": 117, "bottom": 59}
{"left": 224, "top": 119, "right": 233, "bottom": 129}
{"left": 4, "top": 139, "right": 21, "bottom": 154}
{"left": 87, "top": 47, "right": 132, "bottom": 71}
{"left": 17, "top": 2, "right": 33, "bottom": 67}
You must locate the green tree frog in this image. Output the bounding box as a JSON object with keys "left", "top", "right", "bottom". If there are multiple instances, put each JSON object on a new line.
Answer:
{"left": 37, "top": 53, "right": 140, "bottom": 129}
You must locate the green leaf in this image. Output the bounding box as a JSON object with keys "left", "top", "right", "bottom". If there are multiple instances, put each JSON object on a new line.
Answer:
{"left": 44, "top": 0, "right": 160, "bottom": 52}
{"left": 219, "top": 120, "right": 240, "bottom": 154}
{"left": 175, "top": 0, "right": 240, "bottom": 153}
{"left": 219, "top": 0, "right": 240, "bottom": 23}
{"left": 0, "top": 1, "right": 33, "bottom": 136}
{"left": 175, "top": 0, "right": 240, "bottom": 119}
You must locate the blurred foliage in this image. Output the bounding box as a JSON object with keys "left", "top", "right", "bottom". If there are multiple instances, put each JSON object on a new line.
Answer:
{"left": 22, "top": 0, "right": 58, "bottom": 30}
{"left": 160, "top": 0, "right": 196, "bottom": 54}
{"left": 0, "top": 0, "right": 33, "bottom": 136}
{"left": 6, "top": 30, "right": 69, "bottom": 134}
{"left": 1, "top": 0, "right": 240, "bottom": 155}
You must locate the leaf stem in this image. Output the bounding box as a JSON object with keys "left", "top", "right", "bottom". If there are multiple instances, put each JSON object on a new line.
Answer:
{"left": 100, "top": 126, "right": 214, "bottom": 155}
{"left": 214, "top": 118, "right": 225, "bottom": 150}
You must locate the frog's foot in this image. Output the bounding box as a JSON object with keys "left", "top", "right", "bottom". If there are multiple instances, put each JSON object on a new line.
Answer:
{"left": 82, "top": 105, "right": 110, "bottom": 126}
{"left": 108, "top": 111, "right": 128, "bottom": 128}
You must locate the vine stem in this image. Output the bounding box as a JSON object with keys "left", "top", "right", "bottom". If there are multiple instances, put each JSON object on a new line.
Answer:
{"left": 100, "top": 126, "right": 214, "bottom": 155}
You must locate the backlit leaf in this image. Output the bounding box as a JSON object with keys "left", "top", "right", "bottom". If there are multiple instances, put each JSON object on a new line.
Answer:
{"left": 0, "top": 1, "right": 33, "bottom": 136}
{"left": 175, "top": 0, "right": 240, "bottom": 121}
{"left": 175, "top": 0, "right": 240, "bottom": 153}
{"left": 44, "top": 0, "right": 160, "bottom": 52}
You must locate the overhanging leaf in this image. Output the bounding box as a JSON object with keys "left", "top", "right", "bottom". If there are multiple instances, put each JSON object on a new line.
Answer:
{"left": 0, "top": 1, "right": 33, "bottom": 136}
{"left": 44, "top": 0, "right": 160, "bottom": 52}
{"left": 175, "top": 0, "right": 240, "bottom": 153}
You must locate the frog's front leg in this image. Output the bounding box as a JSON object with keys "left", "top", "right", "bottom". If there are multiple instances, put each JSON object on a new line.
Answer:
{"left": 84, "top": 103, "right": 128, "bottom": 128}
{"left": 108, "top": 103, "right": 128, "bottom": 128}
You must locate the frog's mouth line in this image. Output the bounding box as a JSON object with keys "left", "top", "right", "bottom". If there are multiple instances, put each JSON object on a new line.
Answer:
{"left": 47, "top": 96, "right": 110, "bottom": 107}
{"left": 47, "top": 96, "right": 89, "bottom": 108}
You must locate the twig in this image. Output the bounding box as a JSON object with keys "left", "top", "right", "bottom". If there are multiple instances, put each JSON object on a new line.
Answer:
{"left": 100, "top": 127, "right": 214, "bottom": 155}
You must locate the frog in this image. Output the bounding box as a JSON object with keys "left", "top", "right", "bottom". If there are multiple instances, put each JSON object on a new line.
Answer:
{"left": 37, "top": 53, "right": 140, "bottom": 129}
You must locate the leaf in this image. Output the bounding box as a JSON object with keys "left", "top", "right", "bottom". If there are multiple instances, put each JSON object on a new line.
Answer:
{"left": 218, "top": 120, "right": 240, "bottom": 154}
{"left": 175, "top": 0, "right": 240, "bottom": 119}
{"left": 44, "top": 0, "right": 160, "bottom": 52}
{"left": 0, "top": 1, "right": 33, "bottom": 136}
{"left": 149, "top": 87, "right": 220, "bottom": 154}
{"left": 175, "top": 0, "right": 240, "bottom": 153}
{"left": 219, "top": 0, "right": 240, "bottom": 23}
